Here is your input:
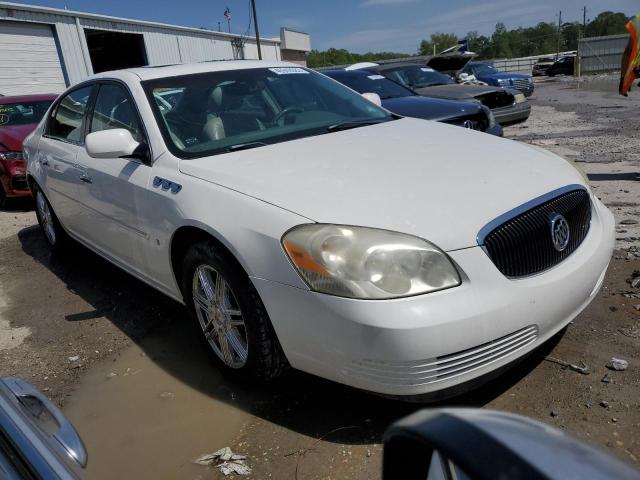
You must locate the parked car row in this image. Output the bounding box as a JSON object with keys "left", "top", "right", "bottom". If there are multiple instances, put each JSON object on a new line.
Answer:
{"left": 533, "top": 55, "right": 576, "bottom": 76}
{"left": 21, "top": 60, "right": 613, "bottom": 400}
{"left": 346, "top": 61, "right": 531, "bottom": 125}
{"left": 0, "top": 55, "right": 535, "bottom": 207}
{"left": 324, "top": 69, "right": 503, "bottom": 136}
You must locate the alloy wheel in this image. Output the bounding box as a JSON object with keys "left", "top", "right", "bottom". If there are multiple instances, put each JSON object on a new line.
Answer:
{"left": 36, "top": 191, "right": 56, "bottom": 245}
{"left": 192, "top": 264, "right": 248, "bottom": 368}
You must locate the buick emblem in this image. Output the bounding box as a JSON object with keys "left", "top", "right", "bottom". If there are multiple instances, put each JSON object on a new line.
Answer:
{"left": 549, "top": 213, "right": 570, "bottom": 252}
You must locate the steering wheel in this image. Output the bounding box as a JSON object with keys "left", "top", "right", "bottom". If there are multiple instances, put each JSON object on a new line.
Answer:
{"left": 274, "top": 106, "right": 304, "bottom": 125}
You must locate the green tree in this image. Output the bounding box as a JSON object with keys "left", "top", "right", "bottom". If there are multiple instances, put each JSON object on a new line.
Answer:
{"left": 306, "top": 48, "right": 410, "bottom": 68}
{"left": 585, "top": 11, "right": 631, "bottom": 37}
{"left": 418, "top": 32, "right": 459, "bottom": 55}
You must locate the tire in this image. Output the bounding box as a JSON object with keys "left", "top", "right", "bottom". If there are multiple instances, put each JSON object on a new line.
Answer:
{"left": 33, "top": 185, "right": 68, "bottom": 252}
{"left": 182, "top": 241, "right": 288, "bottom": 382}
{"left": 0, "top": 184, "right": 6, "bottom": 209}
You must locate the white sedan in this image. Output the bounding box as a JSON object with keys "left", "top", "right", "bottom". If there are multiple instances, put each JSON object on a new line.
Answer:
{"left": 24, "top": 61, "right": 614, "bottom": 398}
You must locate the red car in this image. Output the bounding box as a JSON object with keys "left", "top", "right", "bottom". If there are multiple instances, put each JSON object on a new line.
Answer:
{"left": 0, "top": 94, "right": 57, "bottom": 206}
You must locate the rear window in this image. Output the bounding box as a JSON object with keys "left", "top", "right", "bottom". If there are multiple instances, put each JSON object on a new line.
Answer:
{"left": 0, "top": 101, "right": 52, "bottom": 127}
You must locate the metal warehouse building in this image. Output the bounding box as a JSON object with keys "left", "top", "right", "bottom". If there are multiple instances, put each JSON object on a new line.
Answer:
{"left": 0, "top": 2, "right": 311, "bottom": 96}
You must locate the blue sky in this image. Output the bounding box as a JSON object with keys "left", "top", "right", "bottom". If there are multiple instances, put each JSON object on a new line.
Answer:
{"left": 11, "top": 0, "right": 640, "bottom": 53}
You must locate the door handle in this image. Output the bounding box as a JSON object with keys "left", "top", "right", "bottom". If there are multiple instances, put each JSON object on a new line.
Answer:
{"left": 1, "top": 377, "right": 88, "bottom": 467}
{"left": 79, "top": 174, "right": 93, "bottom": 184}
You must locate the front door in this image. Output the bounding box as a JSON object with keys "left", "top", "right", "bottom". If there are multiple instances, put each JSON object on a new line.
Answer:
{"left": 73, "top": 82, "right": 154, "bottom": 276}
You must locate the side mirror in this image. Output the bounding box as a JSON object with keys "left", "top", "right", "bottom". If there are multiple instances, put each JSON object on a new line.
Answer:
{"left": 383, "top": 409, "right": 640, "bottom": 480}
{"left": 85, "top": 129, "right": 141, "bottom": 159}
{"left": 361, "top": 92, "right": 382, "bottom": 107}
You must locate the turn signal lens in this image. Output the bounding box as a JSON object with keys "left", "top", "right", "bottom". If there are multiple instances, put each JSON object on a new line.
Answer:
{"left": 282, "top": 224, "right": 460, "bottom": 299}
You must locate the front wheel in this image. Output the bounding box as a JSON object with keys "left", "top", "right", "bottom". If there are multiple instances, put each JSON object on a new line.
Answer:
{"left": 34, "top": 187, "right": 68, "bottom": 251}
{"left": 182, "top": 242, "right": 287, "bottom": 382}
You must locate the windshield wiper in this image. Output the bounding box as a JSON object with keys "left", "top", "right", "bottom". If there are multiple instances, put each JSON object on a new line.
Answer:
{"left": 326, "top": 119, "right": 389, "bottom": 133}
{"left": 225, "top": 141, "right": 268, "bottom": 152}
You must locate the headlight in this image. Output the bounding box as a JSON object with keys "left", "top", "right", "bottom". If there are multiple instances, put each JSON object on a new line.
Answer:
{"left": 514, "top": 93, "right": 526, "bottom": 104}
{"left": 282, "top": 224, "right": 461, "bottom": 299}
{"left": 481, "top": 106, "right": 497, "bottom": 128}
{"left": 497, "top": 78, "right": 510, "bottom": 86}
{"left": 0, "top": 151, "right": 24, "bottom": 161}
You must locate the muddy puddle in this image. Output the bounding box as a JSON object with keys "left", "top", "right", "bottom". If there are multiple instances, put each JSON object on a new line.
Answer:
{"left": 63, "top": 332, "right": 249, "bottom": 479}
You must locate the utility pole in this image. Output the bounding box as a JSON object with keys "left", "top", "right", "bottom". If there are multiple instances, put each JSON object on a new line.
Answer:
{"left": 251, "top": 0, "right": 262, "bottom": 60}
{"left": 583, "top": 6, "right": 587, "bottom": 30}
{"left": 556, "top": 10, "right": 562, "bottom": 58}
{"left": 218, "top": 21, "right": 221, "bottom": 32}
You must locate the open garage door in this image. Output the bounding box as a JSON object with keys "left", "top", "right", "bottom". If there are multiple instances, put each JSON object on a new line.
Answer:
{"left": 84, "top": 29, "right": 148, "bottom": 74}
{"left": 0, "top": 20, "right": 67, "bottom": 96}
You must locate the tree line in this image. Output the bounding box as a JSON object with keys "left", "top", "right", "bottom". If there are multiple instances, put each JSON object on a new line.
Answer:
{"left": 307, "top": 11, "right": 631, "bottom": 67}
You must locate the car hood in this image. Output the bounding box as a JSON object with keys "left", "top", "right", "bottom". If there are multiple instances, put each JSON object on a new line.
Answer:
{"left": 427, "top": 54, "right": 474, "bottom": 74}
{"left": 0, "top": 124, "right": 35, "bottom": 151}
{"left": 412, "top": 84, "right": 504, "bottom": 100}
{"left": 382, "top": 96, "right": 483, "bottom": 121}
{"left": 179, "top": 118, "right": 585, "bottom": 251}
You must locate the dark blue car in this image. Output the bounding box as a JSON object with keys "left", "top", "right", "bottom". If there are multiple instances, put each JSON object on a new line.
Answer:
{"left": 323, "top": 69, "right": 503, "bottom": 136}
{"left": 462, "top": 62, "right": 534, "bottom": 97}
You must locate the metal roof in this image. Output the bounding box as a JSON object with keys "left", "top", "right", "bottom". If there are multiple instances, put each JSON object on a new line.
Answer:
{"left": 0, "top": 1, "right": 279, "bottom": 45}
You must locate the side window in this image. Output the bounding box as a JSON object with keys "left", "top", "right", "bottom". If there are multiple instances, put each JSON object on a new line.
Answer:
{"left": 89, "top": 84, "right": 144, "bottom": 143}
{"left": 47, "top": 86, "right": 94, "bottom": 143}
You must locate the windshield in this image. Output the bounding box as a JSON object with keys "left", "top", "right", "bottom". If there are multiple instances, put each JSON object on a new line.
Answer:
{"left": 384, "top": 66, "right": 455, "bottom": 88}
{"left": 472, "top": 64, "right": 499, "bottom": 76}
{"left": 326, "top": 73, "right": 414, "bottom": 99}
{"left": 143, "top": 67, "right": 392, "bottom": 158}
{"left": 0, "top": 101, "right": 52, "bottom": 127}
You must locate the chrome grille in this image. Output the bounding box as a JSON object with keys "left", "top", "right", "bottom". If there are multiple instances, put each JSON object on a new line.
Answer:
{"left": 481, "top": 189, "right": 591, "bottom": 277}
{"left": 513, "top": 78, "right": 531, "bottom": 92}
{"left": 345, "top": 326, "right": 538, "bottom": 387}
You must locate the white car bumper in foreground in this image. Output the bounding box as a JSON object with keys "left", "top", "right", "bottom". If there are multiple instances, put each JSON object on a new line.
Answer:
{"left": 253, "top": 198, "right": 615, "bottom": 397}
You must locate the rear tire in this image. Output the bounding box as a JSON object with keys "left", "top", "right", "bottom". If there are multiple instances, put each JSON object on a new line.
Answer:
{"left": 0, "top": 184, "right": 6, "bottom": 209}
{"left": 182, "top": 241, "right": 288, "bottom": 382}
{"left": 33, "top": 185, "right": 68, "bottom": 252}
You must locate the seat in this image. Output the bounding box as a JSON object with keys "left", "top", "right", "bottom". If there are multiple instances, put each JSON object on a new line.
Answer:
{"left": 202, "top": 87, "right": 226, "bottom": 141}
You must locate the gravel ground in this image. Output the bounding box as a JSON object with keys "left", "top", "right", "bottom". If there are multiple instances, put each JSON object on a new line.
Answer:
{"left": 0, "top": 76, "right": 638, "bottom": 479}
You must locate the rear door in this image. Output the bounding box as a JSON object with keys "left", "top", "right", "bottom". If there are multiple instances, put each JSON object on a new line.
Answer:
{"left": 38, "top": 84, "right": 96, "bottom": 233}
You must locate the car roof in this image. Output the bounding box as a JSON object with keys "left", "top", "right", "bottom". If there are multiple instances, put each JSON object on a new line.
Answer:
{"left": 371, "top": 62, "right": 425, "bottom": 71}
{"left": 323, "top": 69, "right": 370, "bottom": 77}
{"left": 0, "top": 94, "right": 58, "bottom": 103}
{"left": 89, "top": 60, "right": 304, "bottom": 83}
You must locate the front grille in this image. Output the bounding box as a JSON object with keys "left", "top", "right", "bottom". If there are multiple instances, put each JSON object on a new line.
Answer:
{"left": 345, "top": 325, "right": 538, "bottom": 387}
{"left": 481, "top": 189, "right": 591, "bottom": 277}
{"left": 513, "top": 78, "right": 532, "bottom": 92}
{"left": 477, "top": 91, "right": 513, "bottom": 109}
{"left": 11, "top": 174, "right": 28, "bottom": 191}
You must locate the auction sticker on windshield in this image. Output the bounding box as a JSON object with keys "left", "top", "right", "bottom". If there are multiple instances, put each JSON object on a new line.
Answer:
{"left": 269, "top": 67, "right": 309, "bottom": 75}
{"left": 421, "top": 67, "right": 435, "bottom": 72}
{"left": 368, "top": 75, "right": 386, "bottom": 80}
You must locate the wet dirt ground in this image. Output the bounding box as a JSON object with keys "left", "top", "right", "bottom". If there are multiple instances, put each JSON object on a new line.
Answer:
{"left": 0, "top": 77, "right": 639, "bottom": 479}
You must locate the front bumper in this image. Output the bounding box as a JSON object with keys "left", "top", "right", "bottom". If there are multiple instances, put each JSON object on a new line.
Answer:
{"left": 253, "top": 197, "right": 614, "bottom": 397}
{"left": 0, "top": 174, "right": 31, "bottom": 198}
{"left": 492, "top": 101, "right": 531, "bottom": 125}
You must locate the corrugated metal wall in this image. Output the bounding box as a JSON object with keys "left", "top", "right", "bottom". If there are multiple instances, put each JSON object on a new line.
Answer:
{"left": 0, "top": 3, "right": 282, "bottom": 90}
{"left": 578, "top": 34, "right": 629, "bottom": 75}
{"left": 489, "top": 51, "right": 576, "bottom": 75}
